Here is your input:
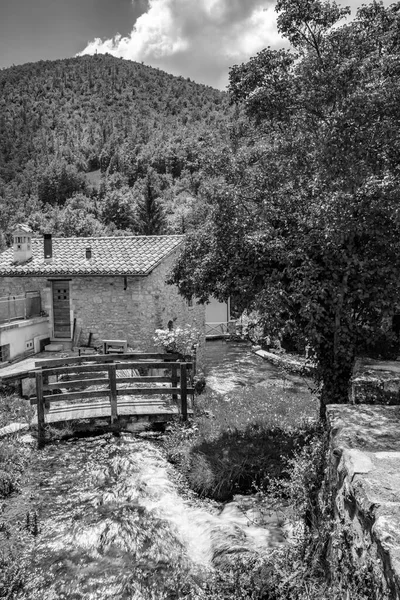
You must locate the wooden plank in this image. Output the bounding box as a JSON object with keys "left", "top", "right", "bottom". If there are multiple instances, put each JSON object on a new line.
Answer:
{"left": 39, "top": 361, "right": 192, "bottom": 377}
{"left": 114, "top": 361, "right": 192, "bottom": 370}
{"left": 35, "top": 353, "right": 181, "bottom": 369}
{"left": 72, "top": 324, "right": 81, "bottom": 347}
{"left": 180, "top": 363, "right": 188, "bottom": 421}
{"left": 38, "top": 403, "right": 193, "bottom": 424}
{"left": 31, "top": 389, "right": 111, "bottom": 404}
{"left": 35, "top": 371, "right": 45, "bottom": 446}
{"left": 108, "top": 364, "right": 118, "bottom": 423}
{"left": 44, "top": 377, "right": 107, "bottom": 391}
{"left": 32, "top": 387, "right": 194, "bottom": 404}
{"left": 39, "top": 364, "right": 113, "bottom": 376}
{"left": 171, "top": 365, "right": 178, "bottom": 401}
{"left": 115, "top": 376, "right": 172, "bottom": 384}
{"left": 116, "top": 387, "right": 194, "bottom": 396}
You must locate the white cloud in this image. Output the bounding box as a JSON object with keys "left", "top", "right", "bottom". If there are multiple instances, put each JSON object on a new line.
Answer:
{"left": 78, "top": 0, "right": 282, "bottom": 89}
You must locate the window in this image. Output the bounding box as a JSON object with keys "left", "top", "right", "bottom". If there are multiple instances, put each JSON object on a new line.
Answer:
{"left": 14, "top": 236, "right": 26, "bottom": 244}
{"left": 0, "top": 344, "right": 10, "bottom": 363}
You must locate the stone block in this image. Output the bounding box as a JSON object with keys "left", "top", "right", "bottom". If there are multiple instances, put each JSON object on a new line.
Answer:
{"left": 327, "top": 404, "right": 400, "bottom": 597}
{"left": 22, "top": 377, "right": 36, "bottom": 397}
{"left": 45, "top": 343, "right": 64, "bottom": 352}
{"left": 126, "top": 420, "right": 150, "bottom": 433}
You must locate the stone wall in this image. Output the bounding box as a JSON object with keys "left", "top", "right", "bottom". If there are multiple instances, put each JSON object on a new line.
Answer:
{"left": 351, "top": 360, "right": 400, "bottom": 405}
{"left": 71, "top": 251, "right": 205, "bottom": 354}
{"left": 326, "top": 404, "right": 400, "bottom": 598}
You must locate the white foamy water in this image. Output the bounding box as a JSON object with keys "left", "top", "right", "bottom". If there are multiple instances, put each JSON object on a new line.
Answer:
{"left": 15, "top": 433, "right": 289, "bottom": 600}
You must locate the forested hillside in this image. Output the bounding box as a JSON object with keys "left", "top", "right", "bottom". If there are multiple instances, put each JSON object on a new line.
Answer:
{"left": 0, "top": 54, "right": 231, "bottom": 244}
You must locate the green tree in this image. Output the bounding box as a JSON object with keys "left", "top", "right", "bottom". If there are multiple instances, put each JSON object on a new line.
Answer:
{"left": 37, "top": 160, "right": 86, "bottom": 205}
{"left": 135, "top": 168, "right": 166, "bottom": 235}
{"left": 101, "top": 188, "right": 137, "bottom": 232}
{"left": 29, "top": 193, "right": 107, "bottom": 237}
{"left": 170, "top": 0, "right": 400, "bottom": 416}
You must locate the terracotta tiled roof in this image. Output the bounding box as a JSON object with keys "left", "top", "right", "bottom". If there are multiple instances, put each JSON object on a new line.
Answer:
{"left": 0, "top": 235, "right": 184, "bottom": 277}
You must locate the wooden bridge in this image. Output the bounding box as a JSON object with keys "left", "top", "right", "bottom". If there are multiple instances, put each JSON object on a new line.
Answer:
{"left": 31, "top": 353, "right": 194, "bottom": 444}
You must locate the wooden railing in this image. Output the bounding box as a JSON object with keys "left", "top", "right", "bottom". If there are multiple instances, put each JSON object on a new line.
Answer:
{"left": 31, "top": 353, "right": 194, "bottom": 443}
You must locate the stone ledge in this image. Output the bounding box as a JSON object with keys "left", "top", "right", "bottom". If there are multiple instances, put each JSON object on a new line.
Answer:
{"left": 327, "top": 404, "right": 400, "bottom": 598}
{"left": 0, "top": 315, "right": 48, "bottom": 333}
{"left": 0, "top": 422, "right": 29, "bottom": 438}
{"left": 351, "top": 360, "right": 400, "bottom": 405}
{"left": 253, "top": 348, "right": 312, "bottom": 374}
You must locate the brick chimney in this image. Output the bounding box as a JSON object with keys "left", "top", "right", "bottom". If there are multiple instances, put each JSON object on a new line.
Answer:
{"left": 44, "top": 234, "right": 52, "bottom": 260}
{"left": 13, "top": 224, "right": 33, "bottom": 263}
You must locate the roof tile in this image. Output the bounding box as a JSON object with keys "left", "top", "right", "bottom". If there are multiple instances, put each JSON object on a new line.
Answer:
{"left": 0, "top": 235, "right": 184, "bottom": 277}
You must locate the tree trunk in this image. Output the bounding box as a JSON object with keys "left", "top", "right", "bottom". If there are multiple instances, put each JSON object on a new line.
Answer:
{"left": 318, "top": 342, "right": 355, "bottom": 421}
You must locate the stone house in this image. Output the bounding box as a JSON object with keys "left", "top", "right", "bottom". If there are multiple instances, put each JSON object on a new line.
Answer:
{"left": 0, "top": 225, "right": 204, "bottom": 362}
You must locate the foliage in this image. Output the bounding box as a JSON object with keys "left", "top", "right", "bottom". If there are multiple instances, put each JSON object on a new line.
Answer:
{"left": 0, "top": 393, "right": 35, "bottom": 599}
{"left": 163, "top": 379, "right": 317, "bottom": 500}
{"left": 135, "top": 168, "right": 166, "bottom": 235}
{"left": 0, "top": 54, "right": 230, "bottom": 239}
{"left": 169, "top": 0, "right": 400, "bottom": 415}
{"left": 153, "top": 325, "right": 202, "bottom": 356}
{"left": 164, "top": 414, "right": 389, "bottom": 598}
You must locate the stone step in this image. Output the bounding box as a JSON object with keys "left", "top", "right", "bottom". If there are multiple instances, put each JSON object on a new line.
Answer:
{"left": 44, "top": 343, "right": 64, "bottom": 352}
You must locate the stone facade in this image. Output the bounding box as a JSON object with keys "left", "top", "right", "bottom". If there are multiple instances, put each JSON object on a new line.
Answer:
{"left": 70, "top": 251, "right": 205, "bottom": 352}
{"left": 351, "top": 360, "right": 400, "bottom": 405}
{"left": 0, "top": 250, "right": 205, "bottom": 357}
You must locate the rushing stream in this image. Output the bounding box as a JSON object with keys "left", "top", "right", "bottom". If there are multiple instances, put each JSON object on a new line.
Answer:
{"left": 14, "top": 341, "right": 309, "bottom": 599}
{"left": 203, "top": 339, "right": 308, "bottom": 394}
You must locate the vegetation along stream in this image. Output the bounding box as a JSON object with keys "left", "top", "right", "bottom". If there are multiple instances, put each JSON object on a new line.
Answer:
{"left": 8, "top": 341, "right": 316, "bottom": 599}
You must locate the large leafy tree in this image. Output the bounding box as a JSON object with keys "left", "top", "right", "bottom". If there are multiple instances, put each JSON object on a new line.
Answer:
{"left": 170, "top": 0, "right": 400, "bottom": 415}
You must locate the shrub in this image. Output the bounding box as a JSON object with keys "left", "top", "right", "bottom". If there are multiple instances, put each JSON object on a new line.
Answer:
{"left": 153, "top": 325, "right": 202, "bottom": 356}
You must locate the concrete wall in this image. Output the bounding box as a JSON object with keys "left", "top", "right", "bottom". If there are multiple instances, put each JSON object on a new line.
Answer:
{"left": 205, "top": 297, "right": 229, "bottom": 323}
{"left": 0, "top": 277, "right": 52, "bottom": 327}
{"left": 0, "top": 316, "right": 49, "bottom": 361}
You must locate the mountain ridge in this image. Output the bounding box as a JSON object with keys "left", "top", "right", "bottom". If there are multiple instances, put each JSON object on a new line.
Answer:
{"left": 0, "top": 54, "right": 231, "bottom": 242}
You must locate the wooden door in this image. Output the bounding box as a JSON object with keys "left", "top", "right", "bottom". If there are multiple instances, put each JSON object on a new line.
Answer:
{"left": 52, "top": 281, "right": 71, "bottom": 338}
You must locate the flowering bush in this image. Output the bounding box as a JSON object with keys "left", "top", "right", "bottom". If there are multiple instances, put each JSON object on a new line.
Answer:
{"left": 153, "top": 325, "right": 201, "bottom": 356}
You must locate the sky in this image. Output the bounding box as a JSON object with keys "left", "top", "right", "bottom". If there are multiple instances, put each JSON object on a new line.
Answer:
{"left": 0, "top": 0, "right": 394, "bottom": 90}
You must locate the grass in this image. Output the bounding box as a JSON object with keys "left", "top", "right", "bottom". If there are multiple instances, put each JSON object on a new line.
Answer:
{"left": 0, "top": 389, "right": 34, "bottom": 429}
{"left": 163, "top": 382, "right": 319, "bottom": 501}
{"left": 0, "top": 391, "right": 36, "bottom": 599}
{"left": 162, "top": 373, "right": 391, "bottom": 599}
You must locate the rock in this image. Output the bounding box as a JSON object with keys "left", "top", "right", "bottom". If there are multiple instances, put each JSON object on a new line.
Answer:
{"left": 0, "top": 422, "right": 29, "bottom": 438}
{"left": 44, "top": 343, "right": 64, "bottom": 352}
{"left": 326, "top": 404, "right": 400, "bottom": 597}
{"left": 19, "top": 433, "right": 35, "bottom": 444}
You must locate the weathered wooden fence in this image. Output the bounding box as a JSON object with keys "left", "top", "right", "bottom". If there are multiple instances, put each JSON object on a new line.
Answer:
{"left": 31, "top": 353, "right": 194, "bottom": 444}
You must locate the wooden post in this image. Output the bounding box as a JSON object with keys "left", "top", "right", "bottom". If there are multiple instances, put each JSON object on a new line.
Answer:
{"left": 171, "top": 365, "right": 178, "bottom": 402}
{"left": 35, "top": 371, "right": 45, "bottom": 447}
{"left": 180, "top": 363, "right": 188, "bottom": 421}
{"left": 192, "top": 348, "right": 197, "bottom": 377}
{"left": 108, "top": 363, "right": 118, "bottom": 424}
